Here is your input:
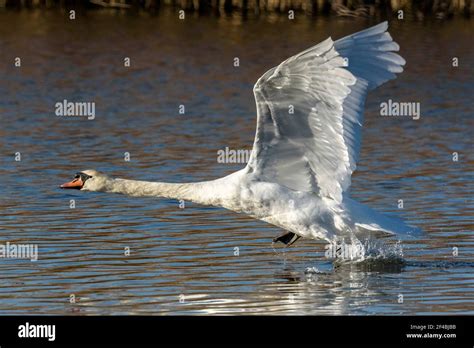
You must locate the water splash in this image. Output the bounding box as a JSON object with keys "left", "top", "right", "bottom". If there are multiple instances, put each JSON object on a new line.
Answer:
{"left": 305, "top": 266, "right": 326, "bottom": 274}
{"left": 327, "top": 238, "right": 405, "bottom": 265}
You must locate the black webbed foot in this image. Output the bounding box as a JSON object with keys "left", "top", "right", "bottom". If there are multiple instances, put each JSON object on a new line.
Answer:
{"left": 273, "top": 232, "right": 301, "bottom": 247}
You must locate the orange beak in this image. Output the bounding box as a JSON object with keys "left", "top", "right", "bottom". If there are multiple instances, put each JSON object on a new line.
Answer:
{"left": 60, "top": 177, "right": 84, "bottom": 189}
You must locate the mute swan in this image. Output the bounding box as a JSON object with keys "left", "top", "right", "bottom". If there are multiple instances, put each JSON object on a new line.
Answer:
{"left": 61, "top": 22, "right": 419, "bottom": 246}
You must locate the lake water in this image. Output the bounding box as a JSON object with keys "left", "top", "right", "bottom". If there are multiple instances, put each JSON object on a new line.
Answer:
{"left": 0, "top": 10, "right": 473, "bottom": 315}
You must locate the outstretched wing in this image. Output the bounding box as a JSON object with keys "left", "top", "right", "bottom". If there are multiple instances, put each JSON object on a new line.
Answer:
{"left": 246, "top": 22, "right": 405, "bottom": 203}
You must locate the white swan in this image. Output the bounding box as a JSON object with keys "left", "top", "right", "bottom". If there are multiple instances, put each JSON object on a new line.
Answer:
{"left": 60, "top": 22, "right": 419, "bottom": 246}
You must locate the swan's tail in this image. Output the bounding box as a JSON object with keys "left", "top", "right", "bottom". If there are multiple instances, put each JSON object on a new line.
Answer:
{"left": 344, "top": 198, "right": 422, "bottom": 240}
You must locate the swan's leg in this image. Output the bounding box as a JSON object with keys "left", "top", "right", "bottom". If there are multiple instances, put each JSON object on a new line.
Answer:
{"left": 273, "top": 232, "right": 301, "bottom": 247}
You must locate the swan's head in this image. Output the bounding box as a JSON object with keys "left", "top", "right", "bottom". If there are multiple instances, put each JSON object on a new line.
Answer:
{"left": 60, "top": 169, "right": 110, "bottom": 191}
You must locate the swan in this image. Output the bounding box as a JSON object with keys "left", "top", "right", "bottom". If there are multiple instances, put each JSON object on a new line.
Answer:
{"left": 60, "top": 22, "right": 419, "bottom": 246}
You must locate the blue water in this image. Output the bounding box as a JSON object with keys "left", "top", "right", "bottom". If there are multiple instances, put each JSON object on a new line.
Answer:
{"left": 0, "top": 11, "right": 473, "bottom": 314}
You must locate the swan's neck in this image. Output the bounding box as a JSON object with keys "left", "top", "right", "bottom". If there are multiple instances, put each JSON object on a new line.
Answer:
{"left": 96, "top": 177, "right": 232, "bottom": 206}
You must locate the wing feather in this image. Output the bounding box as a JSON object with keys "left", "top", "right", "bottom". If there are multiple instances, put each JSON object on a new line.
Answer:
{"left": 246, "top": 22, "right": 405, "bottom": 203}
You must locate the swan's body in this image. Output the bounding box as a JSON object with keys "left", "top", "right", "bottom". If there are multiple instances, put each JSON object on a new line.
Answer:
{"left": 61, "top": 22, "right": 419, "bottom": 245}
